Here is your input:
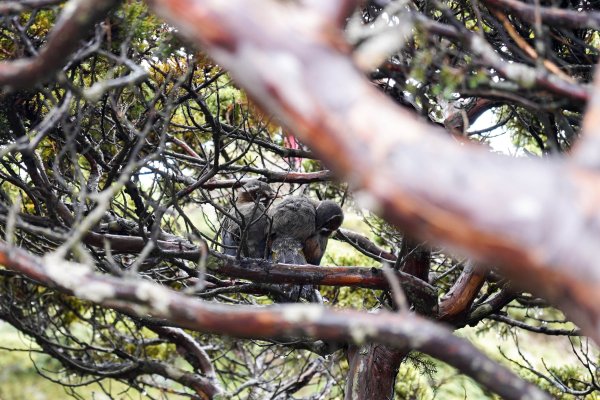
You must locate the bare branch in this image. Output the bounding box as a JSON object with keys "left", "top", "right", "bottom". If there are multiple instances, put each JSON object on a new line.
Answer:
{"left": 482, "top": 0, "right": 600, "bottom": 30}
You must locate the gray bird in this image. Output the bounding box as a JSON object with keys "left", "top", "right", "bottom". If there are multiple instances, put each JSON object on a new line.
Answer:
{"left": 267, "top": 195, "right": 322, "bottom": 303}
{"left": 221, "top": 179, "right": 276, "bottom": 258}
{"left": 304, "top": 200, "right": 344, "bottom": 265}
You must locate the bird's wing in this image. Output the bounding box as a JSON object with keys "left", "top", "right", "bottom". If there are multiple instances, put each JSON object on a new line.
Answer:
{"left": 271, "top": 237, "right": 306, "bottom": 264}
{"left": 303, "top": 234, "right": 323, "bottom": 265}
{"left": 237, "top": 202, "right": 269, "bottom": 258}
{"left": 220, "top": 215, "right": 240, "bottom": 256}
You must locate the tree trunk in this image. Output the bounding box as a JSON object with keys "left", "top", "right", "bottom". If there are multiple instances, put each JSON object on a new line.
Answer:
{"left": 345, "top": 343, "right": 408, "bottom": 400}
{"left": 345, "top": 239, "right": 431, "bottom": 399}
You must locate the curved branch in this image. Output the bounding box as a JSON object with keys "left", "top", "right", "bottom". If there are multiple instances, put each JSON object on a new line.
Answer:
{"left": 0, "top": 242, "right": 550, "bottom": 400}
{"left": 439, "top": 262, "right": 487, "bottom": 323}
{"left": 146, "top": 0, "right": 600, "bottom": 342}
{"left": 335, "top": 228, "right": 397, "bottom": 262}
{"left": 149, "top": 326, "right": 220, "bottom": 380}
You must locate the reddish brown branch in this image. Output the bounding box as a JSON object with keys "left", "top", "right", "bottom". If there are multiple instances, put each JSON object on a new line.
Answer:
{"left": 397, "top": 237, "right": 430, "bottom": 283}
{"left": 13, "top": 213, "right": 435, "bottom": 299}
{"left": 344, "top": 236, "right": 431, "bottom": 399}
{"left": 345, "top": 344, "right": 407, "bottom": 400}
{"left": 439, "top": 262, "right": 487, "bottom": 323}
{"left": 146, "top": 0, "right": 600, "bottom": 342}
{"left": 482, "top": 0, "right": 600, "bottom": 30}
{"left": 0, "top": 242, "right": 551, "bottom": 400}
{"left": 210, "top": 254, "right": 437, "bottom": 310}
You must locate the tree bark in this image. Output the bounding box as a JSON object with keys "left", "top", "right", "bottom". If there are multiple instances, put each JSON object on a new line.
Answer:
{"left": 345, "top": 344, "right": 407, "bottom": 400}
{"left": 344, "top": 239, "right": 431, "bottom": 399}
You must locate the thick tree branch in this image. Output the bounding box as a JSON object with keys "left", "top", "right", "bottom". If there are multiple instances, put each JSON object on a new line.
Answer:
{"left": 439, "top": 262, "right": 487, "bottom": 324}
{"left": 0, "top": 242, "right": 550, "bottom": 400}
{"left": 344, "top": 234, "right": 431, "bottom": 399}
{"left": 0, "top": 207, "right": 436, "bottom": 300}
{"left": 345, "top": 344, "right": 407, "bottom": 400}
{"left": 209, "top": 254, "right": 438, "bottom": 310}
{"left": 146, "top": 0, "right": 600, "bottom": 342}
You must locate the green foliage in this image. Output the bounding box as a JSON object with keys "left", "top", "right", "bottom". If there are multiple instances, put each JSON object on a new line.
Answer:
{"left": 520, "top": 364, "right": 600, "bottom": 399}
{"left": 0, "top": 323, "right": 152, "bottom": 400}
{"left": 467, "top": 69, "right": 491, "bottom": 89}
{"left": 395, "top": 359, "right": 434, "bottom": 399}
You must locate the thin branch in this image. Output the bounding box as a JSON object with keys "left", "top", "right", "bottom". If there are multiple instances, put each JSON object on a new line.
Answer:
{"left": 0, "top": 0, "right": 119, "bottom": 90}
{"left": 482, "top": 0, "right": 600, "bottom": 30}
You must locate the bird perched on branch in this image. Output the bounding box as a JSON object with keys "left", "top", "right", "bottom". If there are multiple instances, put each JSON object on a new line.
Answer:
{"left": 267, "top": 196, "right": 343, "bottom": 302}
{"left": 267, "top": 195, "right": 319, "bottom": 302}
{"left": 220, "top": 179, "right": 276, "bottom": 258}
{"left": 268, "top": 196, "right": 316, "bottom": 263}
{"left": 304, "top": 200, "right": 344, "bottom": 265}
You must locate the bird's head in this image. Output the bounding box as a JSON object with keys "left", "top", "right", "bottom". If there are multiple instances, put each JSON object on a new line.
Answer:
{"left": 237, "top": 179, "right": 277, "bottom": 204}
{"left": 315, "top": 200, "right": 344, "bottom": 236}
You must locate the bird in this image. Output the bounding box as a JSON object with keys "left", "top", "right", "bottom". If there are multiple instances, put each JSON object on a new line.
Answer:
{"left": 220, "top": 179, "right": 276, "bottom": 258}
{"left": 304, "top": 200, "right": 344, "bottom": 265}
{"left": 268, "top": 195, "right": 316, "bottom": 264}
{"left": 266, "top": 195, "right": 332, "bottom": 303}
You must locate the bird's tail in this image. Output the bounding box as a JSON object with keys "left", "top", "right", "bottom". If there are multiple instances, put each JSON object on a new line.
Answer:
{"left": 270, "top": 238, "right": 322, "bottom": 304}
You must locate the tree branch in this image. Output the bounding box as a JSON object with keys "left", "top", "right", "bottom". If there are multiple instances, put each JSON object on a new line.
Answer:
{"left": 482, "top": 0, "right": 600, "bottom": 30}
{"left": 0, "top": 0, "right": 119, "bottom": 90}
{"left": 0, "top": 242, "right": 550, "bottom": 400}
{"left": 146, "top": 0, "right": 600, "bottom": 342}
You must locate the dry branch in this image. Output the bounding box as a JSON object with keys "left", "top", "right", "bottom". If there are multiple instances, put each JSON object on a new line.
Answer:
{"left": 482, "top": 0, "right": 600, "bottom": 29}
